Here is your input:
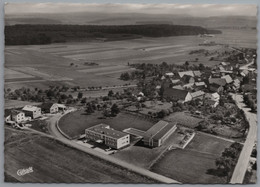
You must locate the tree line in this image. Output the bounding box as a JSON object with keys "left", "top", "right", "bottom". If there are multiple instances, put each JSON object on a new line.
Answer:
{"left": 5, "top": 24, "right": 221, "bottom": 45}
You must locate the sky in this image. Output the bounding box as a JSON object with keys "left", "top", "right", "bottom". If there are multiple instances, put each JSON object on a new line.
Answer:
{"left": 5, "top": 3, "right": 257, "bottom": 17}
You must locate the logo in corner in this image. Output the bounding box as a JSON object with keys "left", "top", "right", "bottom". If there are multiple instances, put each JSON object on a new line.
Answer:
{"left": 17, "top": 167, "right": 33, "bottom": 176}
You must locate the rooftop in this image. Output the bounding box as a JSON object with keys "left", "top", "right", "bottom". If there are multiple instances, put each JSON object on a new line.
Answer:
{"left": 143, "top": 120, "right": 176, "bottom": 141}
{"left": 191, "top": 91, "right": 205, "bottom": 98}
{"left": 86, "top": 124, "right": 128, "bottom": 139}
{"left": 22, "top": 105, "right": 40, "bottom": 112}
{"left": 178, "top": 71, "right": 194, "bottom": 78}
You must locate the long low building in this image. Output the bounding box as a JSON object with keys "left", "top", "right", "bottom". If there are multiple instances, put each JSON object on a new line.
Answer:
{"left": 143, "top": 120, "right": 177, "bottom": 148}
{"left": 85, "top": 124, "right": 130, "bottom": 149}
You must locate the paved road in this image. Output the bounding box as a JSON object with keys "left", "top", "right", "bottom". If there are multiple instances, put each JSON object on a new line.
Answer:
{"left": 230, "top": 94, "right": 257, "bottom": 184}
{"left": 45, "top": 111, "right": 180, "bottom": 184}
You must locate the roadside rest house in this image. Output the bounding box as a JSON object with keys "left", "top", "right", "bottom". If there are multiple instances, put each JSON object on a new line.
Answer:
{"left": 85, "top": 124, "right": 130, "bottom": 149}
{"left": 143, "top": 120, "right": 177, "bottom": 148}
{"left": 22, "top": 105, "right": 41, "bottom": 119}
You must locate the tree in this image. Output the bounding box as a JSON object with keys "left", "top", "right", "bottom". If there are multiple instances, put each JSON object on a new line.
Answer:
{"left": 108, "top": 90, "right": 114, "bottom": 97}
{"left": 215, "top": 143, "right": 242, "bottom": 183}
{"left": 111, "top": 104, "right": 120, "bottom": 116}
{"left": 77, "top": 92, "right": 83, "bottom": 99}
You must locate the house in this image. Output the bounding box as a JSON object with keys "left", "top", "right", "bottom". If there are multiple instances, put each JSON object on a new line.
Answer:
{"left": 178, "top": 71, "right": 194, "bottom": 78}
{"left": 22, "top": 105, "right": 41, "bottom": 119}
{"left": 171, "top": 79, "right": 180, "bottom": 85}
{"left": 193, "top": 70, "right": 202, "bottom": 77}
{"left": 221, "top": 75, "right": 233, "bottom": 84}
{"left": 205, "top": 92, "right": 220, "bottom": 102}
{"left": 233, "top": 79, "right": 241, "bottom": 90}
{"left": 172, "top": 85, "right": 184, "bottom": 90}
{"left": 191, "top": 91, "right": 205, "bottom": 100}
{"left": 165, "top": 72, "right": 174, "bottom": 77}
{"left": 85, "top": 124, "right": 130, "bottom": 149}
{"left": 163, "top": 88, "right": 192, "bottom": 103}
{"left": 143, "top": 121, "right": 177, "bottom": 148}
{"left": 209, "top": 78, "right": 227, "bottom": 86}
{"left": 240, "top": 69, "right": 249, "bottom": 77}
{"left": 183, "top": 83, "right": 194, "bottom": 90}
{"left": 57, "top": 104, "right": 67, "bottom": 112}
{"left": 181, "top": 75, "right": 195, "bottom": 84}
{"left": 194, "top": 82, "right": 206, "bottom": 90}
{"left": 209, "top": 83, "right": 224, "bottom": 93}
{"left": 41, "top": 103, "right": 59, "bottom": 114}
{"left": 205, "top": 99, "right": 219, "bottom": 108}
{"left": 11, "top": 110, "right": 26, "bottom": 123}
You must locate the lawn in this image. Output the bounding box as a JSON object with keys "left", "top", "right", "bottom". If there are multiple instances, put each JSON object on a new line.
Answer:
{"left": 151, "top": 132, "right": 233, "bottom": 184}
{"left": 58, "top": 110, "right": 154, "bottom": 139}
{"left": 165, "top": 112, "right": 203, "bottom": 128}
{"left": 4, "top": 127, "right": 156, "bottom": 183}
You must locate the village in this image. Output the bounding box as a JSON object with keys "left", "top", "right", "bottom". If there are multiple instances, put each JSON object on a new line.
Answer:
{"left": 4, "top": 45, "right": 257, "bottom": 183}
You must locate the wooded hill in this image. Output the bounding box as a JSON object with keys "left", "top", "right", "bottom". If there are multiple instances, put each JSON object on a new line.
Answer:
{"left": 5, "top": 24, "right": 221, "bottom": 45}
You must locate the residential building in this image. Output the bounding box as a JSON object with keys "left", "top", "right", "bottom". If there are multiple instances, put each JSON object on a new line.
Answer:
{"left": 194, "top": 82, "right": 206, "bottom": 90}
{"left": 178, "top": 71, "right": 194, "bottom": 78}
{"left": 191, "top": 91, "right": 205, "bottom": 100}
{"left": 209, "top": 78, "right": 227, "bottom": 86}
{"left": 22, "top": 105, "right": 41, "bottom": 119}
{"left": 181, "top": 74, "right": 195, "bottom": 84}
{"left": 193, "top": 70, "right": 202, "bottom": 77}
{"left": 221, "top": 75, "right": 233, "bottom": 84}
{"left": 143, "top": 120, "right": 177, "bottom": 148}
{"left": 233, "top": 79, "right": 241, "bottom": 90}
{"left": 57, "top": 104, "right": 67, "bottom": 111}
{"left": 209, "top": 83, "right": 224, "bottom": 93}
{"left": 165, "top": 72, "right": 174, "bottom": 77}
{"left": 85, "top": 124, "right": 130, "bottom": 149}
{"left": 10, "top": 110, "right": 26, "bottom": 123}
{"left": 41, "top": 103, "right": 59, "bottom": 114}
{"left": 163, "top": 88, "right": 192, "bottom": 103}
{"left": 205, "top": 92, "right": 220, "bottom": 102}
{"left": 205, "top": 99, "right": 219, "bottom": 108}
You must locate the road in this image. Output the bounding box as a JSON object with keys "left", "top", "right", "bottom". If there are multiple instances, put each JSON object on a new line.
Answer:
{"left": 45, "top": 110, "right": 180, "bottom": 184}
{"left": 230, "top": 94, "right": 257, "bottom": 184}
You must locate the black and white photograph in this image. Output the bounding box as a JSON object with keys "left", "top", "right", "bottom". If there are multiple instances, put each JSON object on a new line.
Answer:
{"left": 3, "top": 2, "right": 257, "bottom": 184}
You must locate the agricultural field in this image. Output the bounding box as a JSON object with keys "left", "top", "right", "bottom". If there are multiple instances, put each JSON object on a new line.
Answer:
{"left": 150, "top": 132, "right": 233, "bottom": 184}
{"left": 4, "top": 127, "right": 156, "bottom": 183}
{"left": 5, "top": 29, "right": 256, "bottom": 89}
{"left": 58, "top": 110, "right": 154, "bottom": 139}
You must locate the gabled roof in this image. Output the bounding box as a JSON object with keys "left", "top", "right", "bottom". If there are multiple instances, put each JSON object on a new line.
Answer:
{"left": 209, "top": 78, "right": 226, "bottom": 86}
{"left": 181, "top": 74, "right": 194, "bottom": 83}
{"left": 41, "top": 103, "right": 57, "bottom": 110}
{"left": 183, "top": 83, "right": 194, "bottom": 89}
{"left": 171, "top": 79, "right": 180, "bottom": 84}
{"left": 212, "top": 92, "right": 220, "bottom": 99}
{"left": 191, "top": 91, "right": 205, "bottom": 98}
{"left": 178, "top": 71, "right": 194, "bottom": 78}
{"left": 193, "top": 70, "right": 202, "bottom": 77}
{"left": 163, "top": 88, "right": 189, "bottom": 100}
{"left": 221, "top": 75, "right": 233, "bottom": 84}
{"left": 172, "top": 85, "right": 184, "bottom": 90}
{"left": 22, "top": 105, "right": 40, "bottom": 112}
{"left": 165, "top": 72, "right": 174, "bottom": 76}
{"left": 195, "top": 82, "right": 206, "bottom": 87}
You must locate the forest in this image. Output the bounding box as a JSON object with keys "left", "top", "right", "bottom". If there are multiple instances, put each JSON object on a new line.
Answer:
{"left": 5, "top": 24, "right": 221, "bottom": 45}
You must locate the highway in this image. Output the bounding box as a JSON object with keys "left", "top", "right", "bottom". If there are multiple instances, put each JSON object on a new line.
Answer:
{"left": 230, "top": 94, "right": 257, "bottom": 184}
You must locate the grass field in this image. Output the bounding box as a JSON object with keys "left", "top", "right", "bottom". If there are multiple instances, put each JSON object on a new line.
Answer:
{"left": 165, "top": 112, "right": 203, "bottom": 128}
{"left": 4, "top": 127, "right": 156, "bottom": 183}
{"left": 5, "top": 99, "right": 41, "bottom": 109}
{"left": 58, "top": 110, "right": 154, "bottom": 138}
{"left": 151, "top": 132, "right": 233, "bottom": 183}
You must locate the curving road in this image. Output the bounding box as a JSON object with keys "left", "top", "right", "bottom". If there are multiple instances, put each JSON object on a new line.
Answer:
{"left": 230, "top": 94, "right": 257, "bottom": 184}
{"left": 46, "top": 110, "right": 180, "bottom": 184}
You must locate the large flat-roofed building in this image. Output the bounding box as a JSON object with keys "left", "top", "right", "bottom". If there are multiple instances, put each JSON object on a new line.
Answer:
{"left": 85, "top": 124, "right": 130, "bottom": 149}
{"left": 143, "top": 120, "right": 177, "bottom": 148}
